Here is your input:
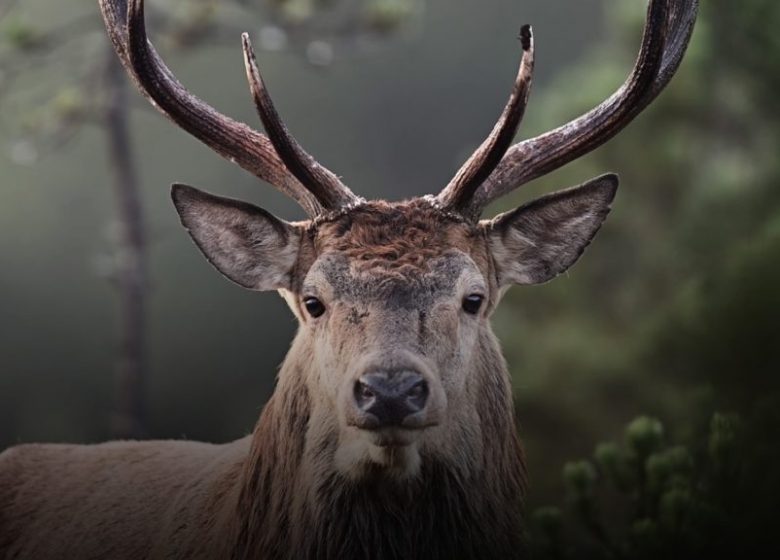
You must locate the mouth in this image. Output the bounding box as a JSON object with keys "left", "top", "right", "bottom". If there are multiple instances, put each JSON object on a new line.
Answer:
{"left": 335, "top": 425, "right": 434, "bottom": 479}
{"left": 346, "top": 417, "right": 440, "bottom": 449}
{"left": 346, "top": 409, "right": 440, "bottom": 431}
{"left": 367, "top": 428, "right": 420, "bottom": 448}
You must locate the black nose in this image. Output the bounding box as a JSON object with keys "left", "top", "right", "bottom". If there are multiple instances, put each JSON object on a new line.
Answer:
{"left": 354, "top": 371, "right": 428, "bottom": 429}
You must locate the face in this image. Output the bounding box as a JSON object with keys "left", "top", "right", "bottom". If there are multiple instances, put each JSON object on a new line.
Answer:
{"left": 171, "top": 177, "right": 617, "bottom": 479}
{"left": 287, "top": 202, "right": 493, "bottom": 478}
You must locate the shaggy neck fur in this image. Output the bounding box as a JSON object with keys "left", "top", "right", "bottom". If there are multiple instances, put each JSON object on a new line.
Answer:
{"left": 232, "top": 329, "right": 527, "bottom": 560}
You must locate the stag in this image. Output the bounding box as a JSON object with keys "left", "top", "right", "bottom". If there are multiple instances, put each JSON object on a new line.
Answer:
{"left": 0, "top": 0, "right": 697, "bottom": 558}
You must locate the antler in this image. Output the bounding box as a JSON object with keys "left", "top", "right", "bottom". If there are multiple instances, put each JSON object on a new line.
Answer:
{"left": 241, "top": 35, "right": 358, "bottom": 212}
{"left": 438, "top": 0, "right": 698, "bottom": 220}
{"left": 98, "top": 0, "right": 360, "bottom": 218}
{"left": 438, "top": 25, "right": 535, "bottom": 214}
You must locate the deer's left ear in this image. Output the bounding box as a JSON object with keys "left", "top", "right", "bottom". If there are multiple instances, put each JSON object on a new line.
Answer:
{"left": 483, "top": 173, "right": 618, "bottom": 286}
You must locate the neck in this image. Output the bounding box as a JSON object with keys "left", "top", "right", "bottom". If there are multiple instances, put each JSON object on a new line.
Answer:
{"left": 232, "top": 330, "right": 527, "bottom": 559}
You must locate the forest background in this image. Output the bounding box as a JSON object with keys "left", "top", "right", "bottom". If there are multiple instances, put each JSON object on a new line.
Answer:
{"left": 1, "top": 0, "right": 778, "bottom": 556}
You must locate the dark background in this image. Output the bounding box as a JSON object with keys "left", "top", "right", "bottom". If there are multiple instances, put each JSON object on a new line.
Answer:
{"left": 2, "top": 0, "right": 779, "bottom": 554}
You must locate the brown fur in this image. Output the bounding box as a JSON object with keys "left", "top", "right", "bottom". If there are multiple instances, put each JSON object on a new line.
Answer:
{"left": 0, "top": 182, "right": 617, "bottom": 559}
{"left": 313, "top": 200, "right": 475, "bottom": 271}
{"left": 0, "top": 332, "right": 525, "bottom": 560}
{"left": 231, "top": 328, "right": 526, "bottom": 560}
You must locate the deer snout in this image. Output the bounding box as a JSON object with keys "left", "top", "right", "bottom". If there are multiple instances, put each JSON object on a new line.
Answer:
{"left": 352, "top": 371, "right": 429, "bottom": 430}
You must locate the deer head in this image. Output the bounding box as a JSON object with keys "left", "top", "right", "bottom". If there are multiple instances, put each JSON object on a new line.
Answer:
{"left": 99, "top": 0, "right": 697, "bottom": 481}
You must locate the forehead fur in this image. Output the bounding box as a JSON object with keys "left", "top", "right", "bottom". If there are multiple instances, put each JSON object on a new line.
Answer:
{"left": 311, "top": 199, "right": 479, "bottom": 273}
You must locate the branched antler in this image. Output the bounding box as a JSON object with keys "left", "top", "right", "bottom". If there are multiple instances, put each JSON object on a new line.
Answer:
{"left": 98, "top": 0, "right": 360, "bottom": 217}
{"left": 437, "top": 0, "right": 698, "bottom": 220}
{"left": 99, "top": 0, "right": 698, "bottom": 221}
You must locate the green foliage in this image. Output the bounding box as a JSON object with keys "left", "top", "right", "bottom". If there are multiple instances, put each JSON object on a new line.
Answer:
{"left": 1, "top": 18, "right": 42, "bottom": 50}
{"left": 363, "top": 0, "right": 415, "bottom": 33}
{"left": 522, "top": 0, "right": 780, "bottom": 532}
{"left": 264, "top": 0, "right": 417, "bottom": 32}
{"left": 507, "top": 4, "right": 780, "bottom": 548}
{"left": 272, "top": 0, "right": 319, "bottom": 24}
{"left": 709, "top": 0, "right": 780, "bottom": 117}
{"left": 530, "top": 413, "right": 779, "bottom": 558}
{"left": 50, "top": 87, "right": 86, "bottom": 122}
{"left": 563, "top": 460, "right": 598, "bottom": 498}
{"left": 708, "top": 412, "right": 741, "bottom": 469}
{"left": 1, "top": 0, "right": 777, "bottom": 552}
{"left": 0, "top": 0, "right": 422, "bottom": 147}
{"left": 625, "top": 417, "right": 663, "bottom": 460}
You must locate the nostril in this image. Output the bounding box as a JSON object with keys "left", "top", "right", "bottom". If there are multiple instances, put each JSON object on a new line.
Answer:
{"left": 354, "top": 379, "right": 376, "bottom": 409}
{"left": 405, "top": 379, "right": 428, "bottom": 411}
{"left": 353, "top": 371, "right": 429, "bottom": 429}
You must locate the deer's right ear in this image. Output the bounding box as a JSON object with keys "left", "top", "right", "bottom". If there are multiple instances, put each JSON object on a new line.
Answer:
{"left": 171, "top": 184, "right": 303, "bottom": 291}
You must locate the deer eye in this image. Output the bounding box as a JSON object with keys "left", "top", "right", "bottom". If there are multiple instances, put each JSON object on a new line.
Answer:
{"left": 462, "top": 294, "right": 484, "bottom": 315}
{"left": 303, "top": 297, "right": 326, "bottom": 318}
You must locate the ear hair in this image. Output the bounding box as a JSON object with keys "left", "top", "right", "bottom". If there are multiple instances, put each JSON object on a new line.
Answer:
{"left": 171, "top": 184, "right": 303, "bottom": 291}
{"left": 483, "top": 173, "right": 618, "bottom": 286}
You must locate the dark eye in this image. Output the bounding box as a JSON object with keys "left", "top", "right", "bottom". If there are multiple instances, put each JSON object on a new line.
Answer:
{"left": 462, "top": 294, "right": 484, "bottom": 315}
{"left": 303, "top": 297, "right": 326, "bottom": 318}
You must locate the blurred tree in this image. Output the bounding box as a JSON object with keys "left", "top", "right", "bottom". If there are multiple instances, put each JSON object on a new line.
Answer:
{"left": 499, "top": 0, "right": 780, "bottom": 550}
{"left": 0, "top": 0, "right": 421, "bottom": 438}
{"left": 528, "top": 413, "right": 775, "bottom": 558}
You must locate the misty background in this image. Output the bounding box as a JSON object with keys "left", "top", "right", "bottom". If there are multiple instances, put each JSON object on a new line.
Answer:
{"left": 2, "top": 0, "right": 779, "bottom": 555}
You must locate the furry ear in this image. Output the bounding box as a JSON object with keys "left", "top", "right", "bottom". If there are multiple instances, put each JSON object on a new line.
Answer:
{"left": 484, "top": 173, "right": 618, "bottom": 286}
{"left": 171, "top": 184, "right": 302, "bottom": 291}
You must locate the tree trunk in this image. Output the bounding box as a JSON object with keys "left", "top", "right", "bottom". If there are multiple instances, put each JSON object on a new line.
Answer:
{"left": 103, "top": 49, "right": 148, "bottom": 440}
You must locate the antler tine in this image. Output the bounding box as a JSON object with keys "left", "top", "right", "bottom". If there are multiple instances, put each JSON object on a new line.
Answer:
{"left": 456, "top": 0, "right": 698, "bottom": 220}
{"left": 98, "top": 0, "right": 359, "bottom": 217}
{"left": 241, "top": 35, "right": 360, "bottom": 212}
{"left": 436, "top": 25, "right": 535, "bottom": 213}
